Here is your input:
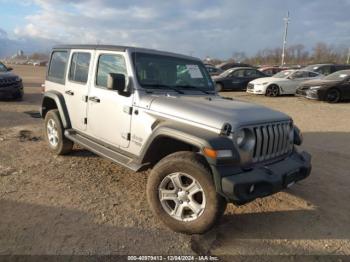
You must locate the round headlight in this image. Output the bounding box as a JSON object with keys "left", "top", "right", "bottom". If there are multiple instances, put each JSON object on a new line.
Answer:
{"left": 236, "top": 129, "right": 246, "bottom": 146}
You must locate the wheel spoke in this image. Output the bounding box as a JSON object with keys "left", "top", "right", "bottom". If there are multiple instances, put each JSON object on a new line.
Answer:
{"left": 173, "top": 203, "right": 185, "bottom": 220}
{"left": 159, "top": 188, "right": 178, "bottom": 201}
{"left": 186, "top": 181, "right": 202, "bottom": 195}
{"left": 187, "top": 201, "right": 202, "bottom": 216}
{"left": 170, "top": 173, "right": 183, "bottom": 190}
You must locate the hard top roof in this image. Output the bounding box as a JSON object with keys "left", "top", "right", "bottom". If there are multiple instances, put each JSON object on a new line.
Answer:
{"left": 52, "top": 44, "right": 200, "bottom": 60}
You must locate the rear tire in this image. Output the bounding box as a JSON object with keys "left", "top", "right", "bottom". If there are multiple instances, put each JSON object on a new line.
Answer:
{"left": 325, "top": 88, "right": 341, "bottom": 103}
{"left": 147, "top": 151, "right": 227, "bottom": 234}
{"left": 44, "top": 109, "right": 73, "bottom": 155}
{"left": 265, "top": 84, "right": 280, "bottom": 97}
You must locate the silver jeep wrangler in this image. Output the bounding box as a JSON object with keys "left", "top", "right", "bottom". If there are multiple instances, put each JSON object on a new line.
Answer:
{"left": 41, "top": 45, "right": 311, "bottom": 234}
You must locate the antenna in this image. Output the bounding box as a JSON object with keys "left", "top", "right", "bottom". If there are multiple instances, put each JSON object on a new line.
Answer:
{"left": 281, "top": 11, "right": 290, "bottom": 67}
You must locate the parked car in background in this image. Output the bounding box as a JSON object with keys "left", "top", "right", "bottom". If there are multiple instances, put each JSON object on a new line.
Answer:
{"left": 205, "top": 64, "right": 223, "bottom": 76}
{"left": 216, "top": 61, "right": 253, "bottom": 71}
{"left": 0, "top": 61, "right": 23, "bottom": 100}
{"left": 213, "top": 67, "right": 267, "bottom": 91}
{"left": 247, "top": 69, "right": 321, "bottom": 96}
{"left": 303, "top": 64, "right": 350, "bottom": 76}
{"left": 259, "top": 66, "right": 287, "bottom": 76}
{"left": 296, "top": 70, "right": 350, "bottom": 103}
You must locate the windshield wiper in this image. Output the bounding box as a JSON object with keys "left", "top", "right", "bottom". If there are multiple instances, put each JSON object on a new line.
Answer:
{"left": 142, "top": 84, "right": 184, "bottom": 94}
{"left": 175, "top": 85, "right": 214, "bottom": 94}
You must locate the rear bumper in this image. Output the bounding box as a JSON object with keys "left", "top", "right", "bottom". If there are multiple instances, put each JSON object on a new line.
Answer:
{"left": 218, "top": 150, "right": 312, "bottom": 205}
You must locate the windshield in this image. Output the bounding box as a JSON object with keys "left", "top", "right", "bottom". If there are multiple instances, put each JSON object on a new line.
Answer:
{"left": 273, "top": 70, "right": 293, "bottom": 78}
{"left": 0, "top": 62, "right": 8, "bottom": 72}
{"left": 219, "top": 68, "right": 234, "bottom": 77}
{"left": 325, "top": 70, "right": 350, "bottom": 81}
{"left": 133, "top": 52, "right": 214, "bottom": 91}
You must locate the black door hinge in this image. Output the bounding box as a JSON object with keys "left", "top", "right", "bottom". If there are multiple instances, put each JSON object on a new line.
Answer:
{"left": 84, "top": 118, "right": 87, "bottom": 124}
{"left": 84, "top": 96, "right": 88, "bottom": 102}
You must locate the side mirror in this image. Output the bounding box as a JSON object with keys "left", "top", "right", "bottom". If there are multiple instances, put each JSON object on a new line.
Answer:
{"left": 107, "top": 73, "right": 128, "bottom": 94}
{"left": 7, "top": 67, "right": 13, "bottom": 71}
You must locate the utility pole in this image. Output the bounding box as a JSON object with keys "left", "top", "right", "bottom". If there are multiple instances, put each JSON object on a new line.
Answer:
{"left": 347, "top": 47, "right": 350, "bottom": 64}
{"left": 281, "top": 11, "right": 290, "bottom": 67}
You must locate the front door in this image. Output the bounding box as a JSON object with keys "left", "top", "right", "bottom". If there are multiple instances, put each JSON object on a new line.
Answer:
{"left": 64, "top": 50, "right": 94, "bottom": 131}
{"left": 86, "top": 51, "right": 133, "bottom": 148}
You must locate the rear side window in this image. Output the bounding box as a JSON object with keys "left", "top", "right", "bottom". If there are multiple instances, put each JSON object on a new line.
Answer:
{"left": 48, "top": 51, "right": 69, "bottom": 84}
{"left": 309, "top": 72, "right": 319, "bottom": 77}
{"left": 96, "top": 54, "right": 127, "bottom": 88}
{"left": 69, "top": 52, "right": 91, "bottom": 84}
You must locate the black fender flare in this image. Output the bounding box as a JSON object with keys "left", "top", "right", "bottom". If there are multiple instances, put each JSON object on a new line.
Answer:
{"left": 139, "top": 122, "right": 239, "bottom": 193}
{"left": 41, "top": 90, "right": 71, "bottom": 128}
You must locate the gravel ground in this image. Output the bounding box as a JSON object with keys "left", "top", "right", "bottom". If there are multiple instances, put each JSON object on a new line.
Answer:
{"left": 0, "top": 65, "right": 349, "bottom": 259}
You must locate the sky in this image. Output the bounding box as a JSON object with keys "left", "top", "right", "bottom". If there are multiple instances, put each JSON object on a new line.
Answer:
{"left": 1, "top": 0, "right": 350, "bottom": 58}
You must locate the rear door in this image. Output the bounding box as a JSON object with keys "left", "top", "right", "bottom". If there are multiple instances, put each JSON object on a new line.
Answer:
{"left": 64, "top": 50, "right": 94, "bottom": 131}
{"left": 86, "top": 51, "right": 133, "bottom": 148}
{"left": 228, "top": 69, "right": 245, "bottom": 90}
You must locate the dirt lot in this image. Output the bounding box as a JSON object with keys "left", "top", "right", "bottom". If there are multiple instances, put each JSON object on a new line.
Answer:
{"left": 1, "top": 65, "right": 350, "bottom": 258}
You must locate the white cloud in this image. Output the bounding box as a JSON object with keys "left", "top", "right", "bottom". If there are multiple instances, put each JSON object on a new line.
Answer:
{"left": 9, "top": 0, "right": 350, "bottom": 58}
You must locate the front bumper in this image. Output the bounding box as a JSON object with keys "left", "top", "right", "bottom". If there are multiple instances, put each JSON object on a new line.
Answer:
{"left": 0, "top": 82, "right": 23, "bottom": 98}
{"left": 246, "top": 86, "right": 264, "bottom": 94}
{"left": 296, "top": 89, "right": 320, "bottom": 100}
{"left": 217, "top": 150, "right": 312, "bottom": 205}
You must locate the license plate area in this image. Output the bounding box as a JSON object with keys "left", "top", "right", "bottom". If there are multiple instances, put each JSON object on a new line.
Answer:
{"left": 284, "top": 169, "right": 300, "bottom": 188}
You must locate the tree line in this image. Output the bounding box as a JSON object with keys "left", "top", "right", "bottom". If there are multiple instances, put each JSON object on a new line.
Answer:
{"left": 208, "top": 42, "right": 350, "bottom": 66}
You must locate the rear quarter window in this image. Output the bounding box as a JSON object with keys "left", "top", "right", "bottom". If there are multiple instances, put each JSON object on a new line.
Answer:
{"left": 47, "top": 51, "right": 69, "bottom": 84}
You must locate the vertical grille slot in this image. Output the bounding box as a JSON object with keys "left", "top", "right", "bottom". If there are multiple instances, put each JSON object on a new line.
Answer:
{"left": 251, "top": 121, "right": 292, "bottom": 163}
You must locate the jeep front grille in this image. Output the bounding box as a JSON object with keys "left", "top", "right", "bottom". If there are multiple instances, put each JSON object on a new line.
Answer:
{"left": 252, "top": 121, "right": 292, "bottom": 163}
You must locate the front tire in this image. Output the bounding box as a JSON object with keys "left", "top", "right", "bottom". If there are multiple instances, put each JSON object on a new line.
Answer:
{"left": 265, "top": 84, "right": 280, "bottom": 97}
{"left": 325, "top": 88, "right": 341, "bottom": 103}
{"left": 44, "top": 109, "right": 73, "bottom": 155}
{"left": 215, "top": 83, "right": 223, "bottom": 92}
{"left": 147, "top": 151, "right": 227, "bottom": 234}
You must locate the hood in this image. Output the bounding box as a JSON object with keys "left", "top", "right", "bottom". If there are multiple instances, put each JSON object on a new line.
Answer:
{"left": 250, "top": 77, "right": 285, "bottom": 84}
{"left": 146, "top": 95, "right": 290, "bottom": 131}
{"left": 300, "top": 79, "right": 342, "bottom": 88}
{"left": 0, "top": 71, "right": 18, "bottom": 79}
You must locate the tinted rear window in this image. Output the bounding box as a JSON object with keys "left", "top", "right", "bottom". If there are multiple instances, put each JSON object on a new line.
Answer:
{"left": 48, "top": 51, "right": 69, "bottom": 84}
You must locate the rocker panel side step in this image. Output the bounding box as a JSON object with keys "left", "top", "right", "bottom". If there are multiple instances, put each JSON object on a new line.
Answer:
{"left": 64, "top": 129, "right": 143, "bottom": 172}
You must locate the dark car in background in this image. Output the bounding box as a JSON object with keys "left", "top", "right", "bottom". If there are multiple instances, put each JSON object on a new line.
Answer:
{"left": 205, "top": 64, "right": 223, "bottom": 76}
{"left": 0, "top": 62, "right": 23, "bottom": 100}
{"left": 296, "top": 70, "right": 350, "bottom": 103}
{"left": 216, "top": 61, "right": 253, "bottom": 71}
{"left": 303, "top": 64, "right": 350, "bottom": 76}
{"left": 259, "top": 66, "right": 287, "bottom": 76}
{"left": 213, "top": 67, "right": 267, "bottom": 91}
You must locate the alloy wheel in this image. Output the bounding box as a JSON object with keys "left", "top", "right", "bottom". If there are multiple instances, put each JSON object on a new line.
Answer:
{"left": 158, "top": 172, "right": 206, "bottom": 222}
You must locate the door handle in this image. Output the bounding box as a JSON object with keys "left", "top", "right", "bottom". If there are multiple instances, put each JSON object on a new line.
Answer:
{"left": 65, "top": 90, "right": 74, "bottom": 96}
{"left": 89, "top": 96, "right": 100, "bottom": 103}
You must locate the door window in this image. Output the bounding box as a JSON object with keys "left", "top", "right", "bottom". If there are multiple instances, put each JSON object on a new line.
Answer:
{"left": 292, "top": 71, "right": 308, "bottom": 79}
{"left": 96, "top": 54, "right": 127, "bottom": 88}
{"left": 231, "top": 70, "right": 245, "bottom": 77}
{"left": 245, "top": 69, "right": 261, "bottom": 77}
{"left": 318, "top": 66, "right": 331, "bottom": 75}
{"left": 68, "top": 52, "right": 91, "bottom": 84}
